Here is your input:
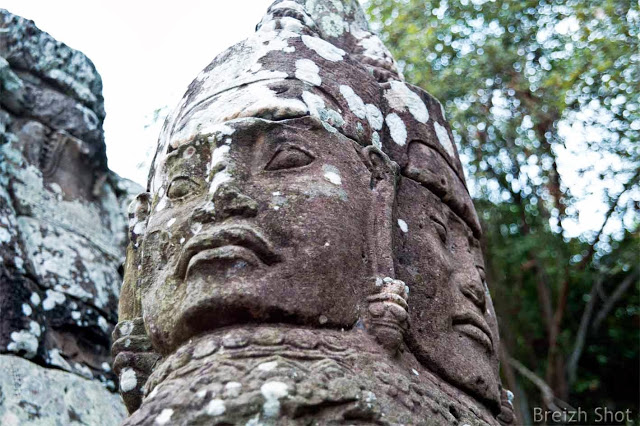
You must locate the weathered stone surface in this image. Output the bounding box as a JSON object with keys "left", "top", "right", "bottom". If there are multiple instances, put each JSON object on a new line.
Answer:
{"left": 115, "top": 0, "right": 516, "bottom": 424}
{"left": 0, "top": 8, "right": 135, "bottom": 421}
{"left": 0, "top": 354, "right": 126, "bottom": 425}
{"left": 0, "top": 10, "right": 105, "bottom": 119}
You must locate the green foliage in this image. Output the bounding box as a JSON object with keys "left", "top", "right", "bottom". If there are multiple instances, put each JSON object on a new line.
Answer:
{"left": 366, "top": 0, "right": 639, "bottom": 420}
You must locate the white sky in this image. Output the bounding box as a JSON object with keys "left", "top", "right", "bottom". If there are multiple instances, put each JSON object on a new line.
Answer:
{"left": 3, "top": 0, "right": 274, "bottom": 186}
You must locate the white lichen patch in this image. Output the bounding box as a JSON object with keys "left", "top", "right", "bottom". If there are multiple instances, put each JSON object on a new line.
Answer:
{"left": 301, "top": 35, "right": 346, "bottom": 61}
{"left": 224, "top": 381, "right": 242, "bottom": 398}
{"left": 433, "top": 121, "right": 455, "bottom": 157}
{"left": 191, "top": 222, "right": 203, "bottom": 235}
{"left": 372, "top": 132, "right": 381, "bottom": 149}
{"left": 29, "top": 320, "right": 41, "bottom": 337}
{"left": 270, "top": 193, "right": 287, "bottom": 211}
{"left": 155, "top": 195, "right": 168, "bottom": 213}
{"left": 21, "top": 294, "right": 37, "bottom": 318}
{"left": 295, "top": 59, "right": 321, "bottom": 86}
{"left": 16, "top": 215, "right": 120, "bottom": 311}
{"left": 339, "top": 85, "right": 366, "bottom": 119}
{"left": 75, "top": 363, "right": 93, "bottom": 379}
{"left": 209, "top": 170, "right": 232, "bottom": 196}
{"left": 322, "top": 165, "right": 342, "bottom": 185}
{"left": 350, "top": 21, "right": 400, "bottom": 77}
{"left": 119, "top": 368, "right": 137, "bottom": 393}
{"left": 302, "top": 91, "right": 344, "bottom": 132}
{"left": 7, "top": 330, "right": 38, "bottom": 358}
{"left": 154, "top": 408, "right": 174, "bottom": 425}
{"left": 206, "top": 399, "right": 226, "bottom": 416}
{"left": 258, "top": 361, "right": 278, "bottom": 371}
{"left": 397, "top": 219, "right": 409, "bottom": 233}
{"left": 320, "top": 13, "right": 347, "bottom": 37}
{"left": 0, "top": 226, "right": 11, "bottom": 243}
{"left": 261, "top": 381, "right": 289, "bottom": 418}
{"left": 366, "top": 104, "right": 384, "bottom": 131}
{"left": 384, "top": 81, "right": 429, "bottom": 124}
{"left": 42, "top": 290, "right": 66, "bottom": 311}
{"left": 49, "top": 348, "right": 72, "bottom": 371}
{"left": 118, "top": 320, "right": 134, "bottom": 336}
{"left": 22, "top": 303, "right": 32, "bottom": 316}
{"left": 385, "top": 113, "right": 407, "bottom": 146}
{"left": 148, "top": 386, "right": 160, "bottom": 400}
{"left": 211, "top": 145, "right": 230, "bottom": 170}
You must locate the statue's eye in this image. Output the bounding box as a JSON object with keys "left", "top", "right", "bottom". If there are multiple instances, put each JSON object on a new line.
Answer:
{"left": 167, "top": 177, "right": 199, "bottom": 200}
{"left": 265, "top": 146, "right": 314, "bottom": 171}
{"left": 431, "top": 217, "right": 448, "bottom": 243}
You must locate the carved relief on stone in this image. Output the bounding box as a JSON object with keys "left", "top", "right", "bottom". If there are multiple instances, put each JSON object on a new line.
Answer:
{"left": 114, "top": 1, "right": 513, "bottom": 424}
{"left": 1, "top": 8, "right": 136, "bottom": 425}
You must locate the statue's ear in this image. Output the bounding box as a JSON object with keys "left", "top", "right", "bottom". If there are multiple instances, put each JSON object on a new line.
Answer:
{"left": 360, "top": 147, "right": 410, "bottom": 354}
{"left": 360, "top": 146, "right": 399, "bottom": 279}
{"left": 118, "top": 192, "right": 151, "bottom": 321}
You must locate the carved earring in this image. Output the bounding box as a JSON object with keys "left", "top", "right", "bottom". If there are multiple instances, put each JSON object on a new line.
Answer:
{"left": 366, "top": 277, "right": 409, "bottom": 354}
{"left": 358, "top": 145, "right": 409, "bottom": 353}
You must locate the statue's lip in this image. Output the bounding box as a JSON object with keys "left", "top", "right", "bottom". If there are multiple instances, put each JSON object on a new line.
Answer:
{"left": 176, "top": 225, "right": 282, "bottom": 279}
{"left": 452, "top": 311, "right": 494, "bottom": 352}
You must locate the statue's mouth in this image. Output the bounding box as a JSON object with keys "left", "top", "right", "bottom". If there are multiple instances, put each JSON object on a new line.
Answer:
{"left": 452, "top": 311, "right": 494, "bottom": 353}
{"left": 176, "top": 225, "right": 282, "bottom": 279}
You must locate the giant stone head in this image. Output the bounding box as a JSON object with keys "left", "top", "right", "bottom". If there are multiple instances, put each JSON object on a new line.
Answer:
{"left": 113, "top": 1, "right": 514, "bottom": 424}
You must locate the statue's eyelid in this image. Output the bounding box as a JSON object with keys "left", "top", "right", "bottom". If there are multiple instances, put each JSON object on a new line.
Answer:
{"left": 430, "top": 215, "right": 448, "bottom": 231}
{"left": 476, "top": 265, "right": 486, "bottom": 280}
{"left": 264, "top": 143, "right": 315, "bottom": 171}
{"left": 429, "top": 215, "right": 449, "bottom": 243}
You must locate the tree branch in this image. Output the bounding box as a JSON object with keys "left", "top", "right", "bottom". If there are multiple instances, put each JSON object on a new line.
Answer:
{"left": 508, "top": 357, "right": 573, "bottom": 414}
{"left": 592, "top": 269, "right": 639, "bottom": 331}
{"left": 567, "top": 276, "right": 602, "bottom": 386}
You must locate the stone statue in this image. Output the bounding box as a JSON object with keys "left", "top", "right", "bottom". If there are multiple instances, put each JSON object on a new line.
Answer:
{"left": 113, "top": 1, "right": 515, "bottom": 424}
{"left": 0, "top": 9, "right": 134, "bottom": 424}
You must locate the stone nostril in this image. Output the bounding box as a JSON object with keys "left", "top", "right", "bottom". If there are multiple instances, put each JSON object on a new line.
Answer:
{"left": 191, "top": 202, "right": 215, "bottom": 224}
{"left": 212, "top": 184, "right": 258, "bottom": 221}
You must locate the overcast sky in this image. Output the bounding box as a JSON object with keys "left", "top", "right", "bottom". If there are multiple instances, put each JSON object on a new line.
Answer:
{"left": 3, "top": 0, "right": 274, "bottom": 186}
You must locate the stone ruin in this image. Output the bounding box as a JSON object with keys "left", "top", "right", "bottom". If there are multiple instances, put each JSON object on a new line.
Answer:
{"left": 0, "top": 9, "right": 134, "bottom": 425}
{"left": 113, "top": 0, "right": 516, "bottom": 425}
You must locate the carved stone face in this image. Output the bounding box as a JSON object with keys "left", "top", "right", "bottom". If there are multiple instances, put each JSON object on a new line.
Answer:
{"left": 139, "top": 111, "right": 378, "bottom": 353}
{"left": 121, "top": 2, "right": 507, "bottom": 418}
{"left": 395, "top": 152, "right": 501, "bottom": 410}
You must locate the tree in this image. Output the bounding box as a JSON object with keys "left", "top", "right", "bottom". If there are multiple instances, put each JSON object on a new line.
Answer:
{"left": 366, "top": 0, "right": 639, "bottom": 421}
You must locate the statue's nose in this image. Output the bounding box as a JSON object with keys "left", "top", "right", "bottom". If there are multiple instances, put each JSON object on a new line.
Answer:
{"left": 211, "top": 182, "right": 258, "bottom": 221}
{"left": 191, "top": 181, "right": 258, "bottom": 224}
{"left": 458, "top": 270, "right": 486, "bottom": 313}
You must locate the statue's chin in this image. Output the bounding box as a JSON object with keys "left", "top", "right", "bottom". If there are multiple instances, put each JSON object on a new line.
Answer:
{"left": 152, "top": 279, "right": 359, "bottom": 354}
{"left": 407, "top": 332, "right": 502, "bottom": 413}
